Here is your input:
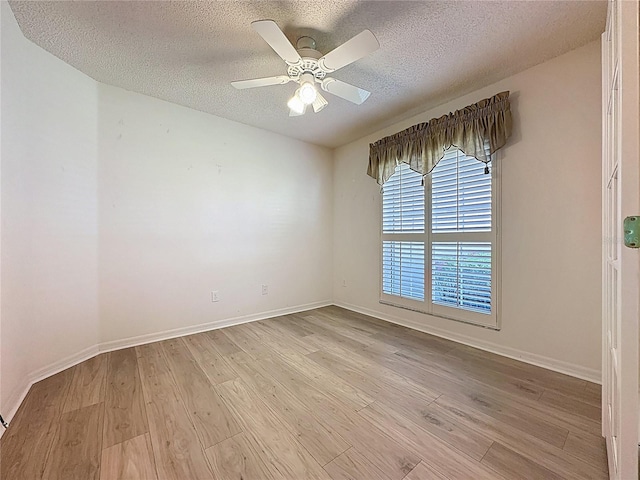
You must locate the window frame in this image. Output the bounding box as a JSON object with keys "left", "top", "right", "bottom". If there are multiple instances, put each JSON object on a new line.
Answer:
{"left": 379, "top": 149, "right": 502, "bottom": 330}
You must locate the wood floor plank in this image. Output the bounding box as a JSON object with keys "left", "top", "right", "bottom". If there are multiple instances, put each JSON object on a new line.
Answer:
{"left": 0, "top": 368, "right": 73, "bottom": 480}
{"left": 563, "top": 429, "right": 608, "bottom": 473}
{"left": 205, "top": 329, "right": 242, "bottom": 356}
{"left": 358, "top": 401, "right": 503, "bottom": 480}
{"left": 258, "top": 320, "right": 323, "bottom": 353}
{"left": 306, "top": 345, "right": 440, "bottom": 409}
{"left": 432, "top": 395, "right": 606, "bottom": 479}
{"left": 276, "top": 351, "right": 374, "bottom": 410}
{"left": 100, "top": 433, "right": 157, "bottom": 480}
{"left": 160, "top": 337, "right": 241, "bottom": 448}
{"left": 246, "top": 321, "right": 320, "bottom": 356}
{"left": 182, "top": 333, "right": 237, "bottom": 384}
{"left": 450, "top": 384, "right": 598, "bottom": 440}
{"left": 103, "top": 348, "right": 149, "bottom": 449}
{"left": 322, "top": 446, "right": 390, "bottom": 480}
{"left": 205, "top": 432, "right": 279, "bottom": 480}
{"left": 63, "top": 354, "right": 108, "bottom": 413}
{"left": 137, "top": 342, "right": 214, "bottom": 480}
{"left": 294, "top": 313, "right": 373, "bottom": 342}
{"left": 302, "top": 316, "right": 399, "bottom": 356}
{"left": 314, "top": 307, "right": 406, "bottom": 339}
{"left": 539, "top": 389, "right": 601, "bottom": 421}
{"left": 368, "top": 348, "right": 580, "bottom": 445}
{"left": 215, "top": 377, "right": 332, "bottom": 480}
{"left": 397, "top": 347, "right": 545, "bottom": 402}
{"left": 270, "top": 314, "right": 318, "bottom": 337}
{"left": 304, "top": 312, "right": 399, "bottom": 354}
{"left": 42, "top": 402, "right": 104, "bottom": 480}
{"left": 225, "top": 351, "right": 351, "bottom": 466}
{"left": 447, "top": 344, "right": 588, "bottom": 399}
{"left": 222, "top": 324, "right": 276, "bottom": 359}
{"left": 308, "top": 342, "right": 494, "bottom": 460}
{"left": 481, "top": 442, "right": 563, "bottom": 480}
{"left": 403, "top": 461, "right": 449, "bottom": 480}
{"left": 338, "top": 345, "right": 465, "bottom": 399}
{"left": 305, "top": 347, "right": 392, "bottom": 398}
{"left": 583, "top": 382, "right": 602, "bottom": 406}
{"left": 321, "top": 307, "right": 407, "bottom": 332}
{"left": 403, "top": 403, "right": 493, "bottom": 461}
{"left": 314, "top": 308, "right": 384, "bottom": 336}
{"left": 321, "top": 308, "right": 459, "bottom": 356}
{"left": 259, "top": 355, "right": 420, "bottom": 480}
{"left": 397, "top": 326, "right": 460, "bottom": 352}
{"left": 440, "top": 387, "right": 569, "bottom": 449}
{"left": 370, "top": 330, "right": 454, "bottom": 356}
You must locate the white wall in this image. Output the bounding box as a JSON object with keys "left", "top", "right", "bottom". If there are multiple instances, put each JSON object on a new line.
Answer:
{"left": 97, "top": 85, "right": 333, "bottom": 344}
{"left": 1, "top": 2, "right": 333, "bottom": 424}
{"left": 333, "top": 40, "right": 602, "bottom": 380}
{"left": 1, "top": 2, "right": 99, "bottom": 416}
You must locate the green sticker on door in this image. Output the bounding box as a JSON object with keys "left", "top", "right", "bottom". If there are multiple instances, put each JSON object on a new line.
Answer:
{"left": 623, "top": 216, "right": 640, "bottom": 248}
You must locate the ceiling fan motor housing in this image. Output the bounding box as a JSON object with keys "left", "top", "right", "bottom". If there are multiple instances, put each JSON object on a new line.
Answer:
{"left": 287, "top": 59, "right": 326, "bottom": 82}
{"left": 287, "top": 36, "right": 326, "bottom": 82}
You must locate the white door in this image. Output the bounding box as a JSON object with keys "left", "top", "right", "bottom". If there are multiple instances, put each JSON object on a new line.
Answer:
{"left": 601, "top": 1, "right": 639, "bottom": 478}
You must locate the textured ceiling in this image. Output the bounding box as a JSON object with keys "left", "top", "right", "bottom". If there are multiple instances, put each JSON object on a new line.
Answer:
{"left": 9, "top": 1, "right": 606, "bottom": 148}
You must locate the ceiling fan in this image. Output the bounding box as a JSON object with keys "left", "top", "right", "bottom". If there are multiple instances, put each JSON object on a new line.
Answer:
{"left": 231, "top": 20, "right": 379, "bottom": 116}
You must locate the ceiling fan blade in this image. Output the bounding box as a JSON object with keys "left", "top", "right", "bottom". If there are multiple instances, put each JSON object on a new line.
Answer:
{"left": 318, "top": 30, "right": 379, "bottom": 72}
{"left": 312, "top": 92, "right": 328, "bottom": 113}
{"left": 321, "top": 78, "right": 371, "bottom": 105}
{"left": 231, "top": 75, "right": 291, "bottom": 89}
{"left": 251, "top": 20, "right": 302, "bottom": 65}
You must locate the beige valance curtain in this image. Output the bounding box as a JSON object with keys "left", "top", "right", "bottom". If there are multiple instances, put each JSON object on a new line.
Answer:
{"left": 367, "top": 91, "right": 512, "bottom": 186}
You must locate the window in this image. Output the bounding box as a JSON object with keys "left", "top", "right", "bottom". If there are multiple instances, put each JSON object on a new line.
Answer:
{"left": 380, "top": 147, "right": 500, "bottom": 328}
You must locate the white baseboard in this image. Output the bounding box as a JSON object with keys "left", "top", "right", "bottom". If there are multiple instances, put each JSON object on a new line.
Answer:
{"left": 98, "top": 300, "right": 331, "bottom": 354}
{"left": 1, "top": 380, "right": 29, "bottom": 440}
{"left": 334, "top": 301, "right": 601, "bottom": 384}
{"left": 0, "top": 300, "right": 331, "bottom": 439}
{"left": 29, "top": 344, "right": 101, "bottom": 385}
{"left": 0, "top": 343, "right": 101, "bottom": 440}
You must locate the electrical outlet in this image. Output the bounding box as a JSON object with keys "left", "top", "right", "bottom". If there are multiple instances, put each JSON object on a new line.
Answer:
{"left": 261, "top": 284, "right": 268, "bottom": 295}
{"left": 211, "top": 290, "right": 219, "bottom": 302}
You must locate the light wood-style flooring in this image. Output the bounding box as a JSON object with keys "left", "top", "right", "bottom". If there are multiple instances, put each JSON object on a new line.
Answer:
{"left": 1, "top": 306, "right": 607, "bottom": 479}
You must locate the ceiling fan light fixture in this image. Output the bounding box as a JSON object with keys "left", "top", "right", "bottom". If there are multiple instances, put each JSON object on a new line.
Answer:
{"left": 297, "top": 72, "right": 317, "bottom": 105}
{"left": 287, "top": 93, "right": 305, "bottom": 114}
{"left": 299, "top": 82, "right": 317, "bottom": 105}
{"left": 312, "top": 93, "right": 328, "bottom": 113}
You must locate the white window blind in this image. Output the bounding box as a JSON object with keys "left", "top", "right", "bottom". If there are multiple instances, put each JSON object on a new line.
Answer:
{"left": 432, "top": 242, "right": 491, "bottom": 313}
{"left": 382, "top": 241, "right": 425, "bottom": 300}
{"left": 382, "top": 163, "right": 425, "bottom": 233}
{"left": 380, "top": 147, "right": 499, "bottom": 328}
{"left": 432, "top": 149, "right": 492, "bottom": 233}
